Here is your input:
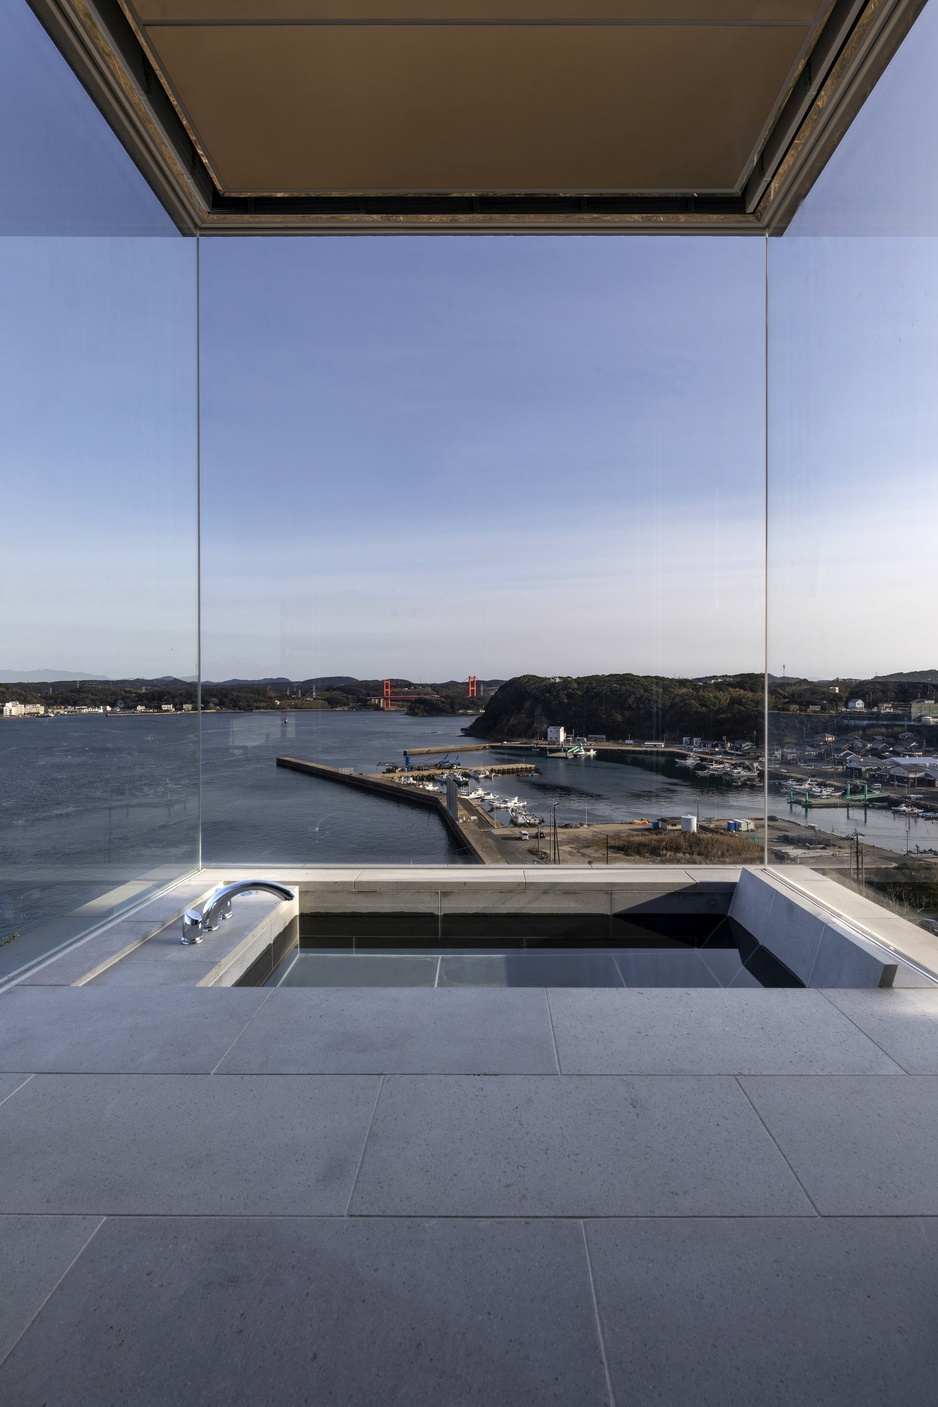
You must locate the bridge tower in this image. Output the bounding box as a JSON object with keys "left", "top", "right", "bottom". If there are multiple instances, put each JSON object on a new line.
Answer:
{"left": 382, "top": 679, "right": 392, "bottom": 710}
{"left": 467, "top": 675, "right": 478, "bottom": 699}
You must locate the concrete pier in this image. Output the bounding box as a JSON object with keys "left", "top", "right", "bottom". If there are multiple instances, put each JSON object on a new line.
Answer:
{"left": 275, "top": 757, "right": 488, "bottom": 863}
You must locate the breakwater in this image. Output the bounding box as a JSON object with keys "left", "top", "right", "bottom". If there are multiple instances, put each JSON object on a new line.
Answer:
{"left": 276, "top": 756, "right": 487, "bottom": 863}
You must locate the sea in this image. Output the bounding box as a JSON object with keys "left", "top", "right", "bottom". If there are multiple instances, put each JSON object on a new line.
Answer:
{"left": 2, "top": 708, "right": 937, "bottom": 958}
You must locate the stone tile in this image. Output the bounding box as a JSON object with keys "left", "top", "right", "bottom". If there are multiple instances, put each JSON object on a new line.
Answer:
{"left": 89, "top": 956, "right": 224, "bottom": 987}
{"left": 0, "top": 1074, "right": 378, "bottom": 1215}
{"left": 891, "top": 963, "right": 936, "bottom": 988}
{"left": 221, "top": 988, "right": 557, "bottom": 1074}
{"left": 741, "top": 1075, "right": 938, "bottom": 1214}
{"left": 822, "top": 989, "right": 938, "bottom": 1072}
{"left": 226, "top": 867, "right": 364, "bottom": 885}
{"left": 86, "top": 898, "right": 294, "bottom": 990}
{"left": 547, "top": 989, "right": 903, "bottom": 1075}
{"left": 0, "top": 988, "right": 269, "bottom": 1074}
{"left": 680, "top": 867, "right": 744, "bottom": 883}
{"left": 0, "top": 1074, "right": 33, "bottom": 1105}
{"left": 100, "top": 893, "right": 284, "bottom": 963}
{"left": 0, "top": 886, "right": 193, "bottom": 985}
{"left": 0, "top": 1216, "right": 609, "bottom": 1406}
{"left": 587, "top": 1218, "right": 938, "bottom": 1407}
{"left": 350, "top": 1075, "right": 812, "bottom": 1216}
{"left": 0, "top": 1216, "right": 102, "bottom": 1360}
{"left": 543, "top": 868, "right": 691, "bottom": 885}
{"left": 16, "top": 921, "right": 163, "bottom": 986}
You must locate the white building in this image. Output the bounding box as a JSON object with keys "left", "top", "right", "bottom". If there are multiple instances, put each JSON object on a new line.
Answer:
{"left": 546, "top": 726, "right": 565, "bottom": 744}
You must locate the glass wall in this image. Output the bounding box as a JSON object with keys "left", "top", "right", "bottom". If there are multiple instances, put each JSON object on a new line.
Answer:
{"left": 767, "top": 0, "right": 938, "bottom": 922}
{"left": 0, "top": 1, "right": 200, "bottom": 978}
{"left": 198, "top": 237, "right": 767, "bottom": 869}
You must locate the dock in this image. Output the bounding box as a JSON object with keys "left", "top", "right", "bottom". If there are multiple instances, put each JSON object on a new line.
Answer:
{"left": 391, "top": 762, "right": 535, "bottom": 778}
{"left": 400, "top": 744, "right": 493, "bottom": 756}
{"left": 786, "top": 785, "right": 889, "bottom": 808}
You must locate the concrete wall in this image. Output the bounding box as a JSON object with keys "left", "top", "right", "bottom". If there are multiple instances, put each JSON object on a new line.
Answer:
{"left": 730, "top": 869, "right": 897, "bottom": 988}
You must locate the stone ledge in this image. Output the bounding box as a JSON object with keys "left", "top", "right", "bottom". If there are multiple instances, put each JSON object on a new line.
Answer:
{"left": 730, "top": 869, "right": 899, "bottom": 988}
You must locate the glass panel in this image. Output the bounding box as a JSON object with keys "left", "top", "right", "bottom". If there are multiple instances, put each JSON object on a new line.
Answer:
{"left": 0, "top": 1, "right": 199, "bottom": 978}
{"left": 200, "top": 236, "right": 766, "bottom": 867}
{"left": 768, "top": 0, "right": 938, "bottom": 924}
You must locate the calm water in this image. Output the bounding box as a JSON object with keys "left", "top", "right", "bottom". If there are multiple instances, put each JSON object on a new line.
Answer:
{"left": 3, "top": 708, "right": 937, "bottom": 962}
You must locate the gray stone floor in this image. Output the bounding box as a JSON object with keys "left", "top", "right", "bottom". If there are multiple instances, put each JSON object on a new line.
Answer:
{"left": 2, "top": 984, "right": 938, "bottom": 1403}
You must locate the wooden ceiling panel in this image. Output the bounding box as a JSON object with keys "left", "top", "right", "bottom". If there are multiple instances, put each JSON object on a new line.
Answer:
{"left": 144, "top": 23, "right": 808, "bottom": 193}
{"left": 135, "top": 3, "right": 824, "bottom": 23}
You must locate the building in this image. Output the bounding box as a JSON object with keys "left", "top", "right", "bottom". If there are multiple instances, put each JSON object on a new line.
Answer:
{"left": 889, "top": 756, "right": 938, "bottom": 786}
{"left": 911, "top": 699, "right": 937, "bottom": 719}
{"left": 546, "top": 726, "right": 566, "bottom": 745}
{"left": 3, "top": 1, "right": 938, "bottom": 1401}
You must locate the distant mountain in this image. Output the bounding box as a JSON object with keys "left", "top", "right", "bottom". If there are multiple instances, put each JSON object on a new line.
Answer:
{"left": 204, "top": 676, "right": 365, "bottom": 688}
{"left": 872, "top": 669, "right": 938, "bottom": 684}
{"left": 204, "top": 677, "right": 294, "bottom": 687}
{"left": 0, "top": 669, "right": 106, "bottom": 683}
{"left": 296, "top": 676, "right": 361, "bottom": 688}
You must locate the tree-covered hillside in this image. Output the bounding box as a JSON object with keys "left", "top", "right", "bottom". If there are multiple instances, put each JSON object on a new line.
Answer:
{"left": 465, "top": 674, "right": 763, "bottom": 742}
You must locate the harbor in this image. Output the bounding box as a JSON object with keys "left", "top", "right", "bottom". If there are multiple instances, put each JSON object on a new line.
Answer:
{"left": 274, "top": 722, "right": 938, "bottom": 873}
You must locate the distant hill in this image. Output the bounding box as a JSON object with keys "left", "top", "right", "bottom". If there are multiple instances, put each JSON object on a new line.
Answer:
{"left": 205, "top": 676, "right": 294, "bottom": 687}
{"left": 872, "top": 669, "right": 938, "bottom": 684}
{"left": 297, "top": 676, "right": 363, "bottom": 689}
{"left": 467, "top": 673, "right": 762, "bottom": 741}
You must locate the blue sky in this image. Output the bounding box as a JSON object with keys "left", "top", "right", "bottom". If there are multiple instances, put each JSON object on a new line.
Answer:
{"left": 200, "top": 235, "right": 766, "bottom": 680}
{"left": 2, "top": 0, "right": 937, "bottom": 683}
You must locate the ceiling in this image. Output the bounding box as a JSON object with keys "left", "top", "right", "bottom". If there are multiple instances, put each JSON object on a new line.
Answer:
{"left": 26, "top": 0, "right": 928, "bottom": 230}
{"left": 128, "top": 1, "right": 822, "bottom": 196}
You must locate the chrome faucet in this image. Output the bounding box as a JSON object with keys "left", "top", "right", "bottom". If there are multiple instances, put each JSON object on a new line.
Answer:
{"left": 181, "top": 880, "right": 296, "bottom": 944}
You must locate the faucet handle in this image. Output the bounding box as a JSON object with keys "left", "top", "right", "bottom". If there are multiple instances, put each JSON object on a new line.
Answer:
{"left": 181, "top": 909, "right": 205, "bottom": 945}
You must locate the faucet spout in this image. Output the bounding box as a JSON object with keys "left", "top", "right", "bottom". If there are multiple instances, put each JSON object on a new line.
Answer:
{"left": 181, "top": 880, "right": 295, "bottom": 944}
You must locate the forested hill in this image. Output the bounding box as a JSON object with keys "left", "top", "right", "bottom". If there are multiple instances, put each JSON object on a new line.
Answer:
{"left": 465, "top": 674, "right": 763, "bottom": 742}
